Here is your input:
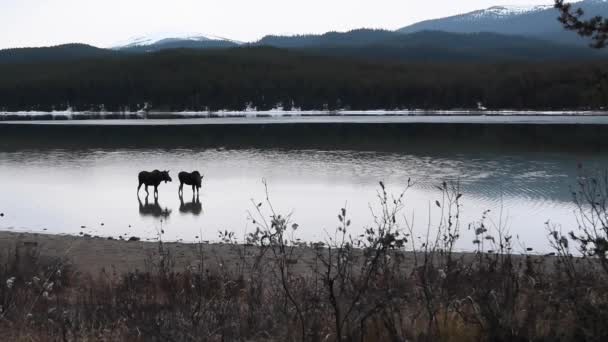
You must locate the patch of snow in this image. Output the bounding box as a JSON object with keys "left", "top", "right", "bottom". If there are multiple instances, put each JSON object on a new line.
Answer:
{"left": 460, "top": 4, "right": 553, "bottom": 21}
{"left": 204, "top": 35, "right": 243, "bottom": 45}
{"left": 2, "top": 109, "right": 607, "bottom": 121}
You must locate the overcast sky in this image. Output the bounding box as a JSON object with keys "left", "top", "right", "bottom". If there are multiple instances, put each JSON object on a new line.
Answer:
{"left": 0, "top": 0, "right": 556, "bottom": 49}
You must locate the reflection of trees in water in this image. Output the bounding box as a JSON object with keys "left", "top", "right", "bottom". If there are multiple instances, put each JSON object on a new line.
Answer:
{"left": 4, "top": 122, "right": 608, "bottom": 152}
{"left": 138, "top": 195, "right": 171, "bottom": 219}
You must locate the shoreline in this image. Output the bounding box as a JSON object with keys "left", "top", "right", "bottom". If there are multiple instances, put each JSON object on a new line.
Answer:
{"left": 0, "top": 230, "right": 267, "bottom": 275}
{"left": 0, "top": 231, "right": 360, "bottom": 276}
{"left": 0, "top": 230, "right": 550, "bottom": 277}
{"left": 2, "top": 111, "right": 608, "bottom": 124}
{"left": 3, "top": 113, "right": 608, "bottom": 128}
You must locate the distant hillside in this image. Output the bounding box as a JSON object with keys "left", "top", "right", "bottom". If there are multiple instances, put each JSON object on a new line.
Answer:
{"left": 0, "top": 30, "right": 603, "bottom": 66}
{"left": 118, "top": 40, "right": 239, "bottom": 52}
{"left": 256, "top": 29, "right": 401, "bottom": 48}
{"left": 398, "top": 0, "right": 608, "bottom": 46}
{"left": 0, "top": 44, "right": 115, "bottom": 64}
{"left": 259, "top": 30, "right": 605, "bottom": 61}
{"left": 2, "top": 1, "right": 607, "bottom": 65}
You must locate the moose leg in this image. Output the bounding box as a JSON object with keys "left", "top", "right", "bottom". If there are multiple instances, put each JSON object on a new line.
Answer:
{"left": 137, "top": 182, "right": 142, "bottom": 194}
{"left": 145, "top": 185, "right": 149, "bottom": 196}
{"left": 192, "top": 185, "right": 196, "bottom": 194}
{"left": 179, "top": 182, "right": 183, "bottom": 195}
{"left": 154, "top": 185, "right": 159, "bottom": 197}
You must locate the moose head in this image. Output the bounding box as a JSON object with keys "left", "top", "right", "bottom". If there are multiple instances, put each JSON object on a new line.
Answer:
{"left": 160, "top": 170, "right": 172, "bottom": 183}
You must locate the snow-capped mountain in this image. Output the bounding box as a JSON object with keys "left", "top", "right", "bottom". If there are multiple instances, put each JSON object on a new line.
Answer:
{"left": 465, "top": 5, "right": 552, "bottom": 20}
{"left": 398, "top": 0, "right": 608, "bottom": 46}
{"left": 111, "top": 32, "right": 241, "bottom": 51}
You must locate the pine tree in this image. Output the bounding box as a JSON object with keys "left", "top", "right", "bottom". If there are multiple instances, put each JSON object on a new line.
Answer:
{"left": 555, "top": 0, "right": 608, "bottom": 48}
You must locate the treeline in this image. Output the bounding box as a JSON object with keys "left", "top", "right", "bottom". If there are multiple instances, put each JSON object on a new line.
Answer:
{"left": 1, "top": 47, "right": 607, "bottom": 112}
{"left": 258, "top": 30, "right": 606, "bottom": 62}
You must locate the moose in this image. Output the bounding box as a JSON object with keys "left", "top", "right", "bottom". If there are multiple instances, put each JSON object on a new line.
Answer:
{"left": 178, "top": 171, "right": 203, "bottom": 196}
{"left": 137, "top": 170, "right": 172, "bottom": 197}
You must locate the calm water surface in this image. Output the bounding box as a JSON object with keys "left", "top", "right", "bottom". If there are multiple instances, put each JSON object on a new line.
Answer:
{"left": 0, "top": 141, "right": 604, "bottom": 252}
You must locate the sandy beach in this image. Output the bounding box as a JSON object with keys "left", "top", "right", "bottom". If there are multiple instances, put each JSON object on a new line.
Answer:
{"left": 0, "top": 231, "right": 419, "bottom": 276}
{"left": 0, "top": 231, "right": 263, "bottom": 275}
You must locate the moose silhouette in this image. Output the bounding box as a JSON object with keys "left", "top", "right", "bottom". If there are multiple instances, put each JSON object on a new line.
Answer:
{"left": 137, "top": 170, "right": 172, "bottom": 197}
{"left": 178, "top": 171, "right": 203, "bottom": 196}
{"left": 135, "top": 170, "right": 204, "bottom": 217}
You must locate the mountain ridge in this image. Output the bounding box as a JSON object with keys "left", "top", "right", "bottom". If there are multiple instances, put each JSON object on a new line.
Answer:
{"left": 0, "top": 44, "right": 116, "bottom": 64}
{"left": 398, "top": 0, "right": 608, "bottom": 46}
{"left": 1, "top": 30, "right": 604, "bottom": 65}
{"left": 3, "top": 1, "right": 608, "bottom": 63}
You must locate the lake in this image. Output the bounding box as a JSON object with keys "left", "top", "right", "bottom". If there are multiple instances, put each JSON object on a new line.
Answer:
{"left": 1, "top": 116, "right": 607, "bottom": 252}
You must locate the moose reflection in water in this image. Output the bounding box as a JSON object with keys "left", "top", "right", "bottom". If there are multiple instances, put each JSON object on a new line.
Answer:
{"left": 179, "top": 193, "right": 203, "bottom": 216}
{"left": 137, "top": 170, "right": 172, "bottom": 197}
{"left": 178, "top": 171, "right": 203, "bottom": 196}
{"left": 138, "top": 195, "right": 172, "bottom": 219}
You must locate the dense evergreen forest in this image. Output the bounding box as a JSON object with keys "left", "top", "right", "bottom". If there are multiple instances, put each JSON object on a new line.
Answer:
{"left": 1, "top": 46, "right": 607, "bottom": 112}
